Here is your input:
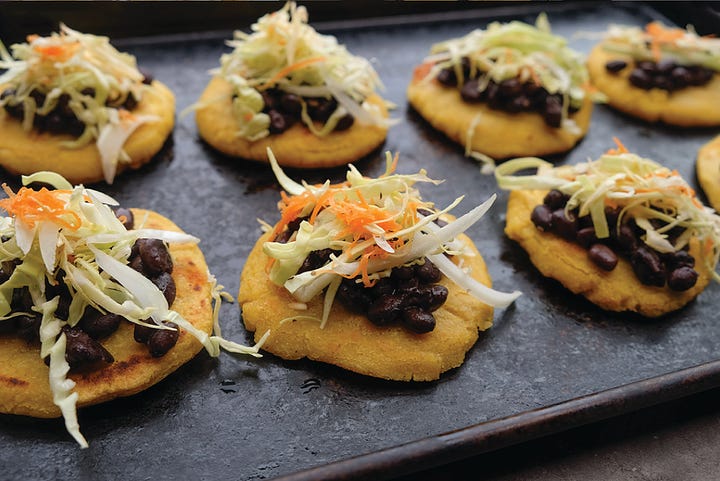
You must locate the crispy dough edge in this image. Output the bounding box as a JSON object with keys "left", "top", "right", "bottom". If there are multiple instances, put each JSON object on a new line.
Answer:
{"left": 505, "top": 189, "right": 711, "bottom": 317}
{"left": 406, "top": 71, "right": 593, "bottom": 159}
{"left": 0, "top": 209, "right": 213, "bottom": 418}
{"left": 238, "top": 231, "right": 494, "bottom": 382}
{"left": 587, "top": 45, "right": 720, "bottom": 127}
{"left": 0, "top": 81, "right": 176, "bottom": 184}
{"left": 697, "top": 135, "right": 720, "bottom": 212}
{"left": 195, "top": 76, "right": 389, "bottom": 168}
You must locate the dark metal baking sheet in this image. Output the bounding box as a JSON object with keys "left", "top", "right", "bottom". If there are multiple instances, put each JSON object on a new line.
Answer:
{"left": 1, "top": 3, "right": 719, "bottom": 481}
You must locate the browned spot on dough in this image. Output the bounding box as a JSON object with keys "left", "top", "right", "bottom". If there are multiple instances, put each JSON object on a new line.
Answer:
{"left": 73, "top": 355, "right": 145, "bottom": 383}
{"left": 0, "top": 374, "right": 29, "bottom": 386}
{"left": 193, "top": 284, "right": 201, "bottom": 291}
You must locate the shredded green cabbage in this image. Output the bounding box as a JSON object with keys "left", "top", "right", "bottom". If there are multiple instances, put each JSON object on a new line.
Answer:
{"left": 263, "top": 149, "right": 521, "bottom": 325}
{"left": 0, "top": 172, "right": 265, "bottom": 447}
{"left": 495, "top": 149, "right": 720, "bottom": 282}
{"left": 0, "top": 24, "right": 158, "bottom": 183}
{"left": 212, "top": 1, "right": 389, "bottom": 140}
{"left": 600, "top": 22, "right": 720, "bottom": 71}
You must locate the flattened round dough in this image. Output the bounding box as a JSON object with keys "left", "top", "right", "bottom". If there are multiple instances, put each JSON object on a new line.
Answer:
{"left": 407, "top": 71, "right": 593, "bottom": 159}
{"left": 0, "top": 81, "right": 175, "bottom": 184}
{"left": 587, "top": 45, "right": 720, "bottom": 126}
{"left": 0, "top": 209, "right": 213, "bottom": 418}
{"left": 697, "top": 135, "right": 720, "bottom": 211}
{"left": 506, "top": 189, "right": 712, "bottom": 317}
{"left": 195, "top": 76, "right": 388, "bottom": 168}
{"left": 238, "top": 232, "right": 494, "bottom": 381}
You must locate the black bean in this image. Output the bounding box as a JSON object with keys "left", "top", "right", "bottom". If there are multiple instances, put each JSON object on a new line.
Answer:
{"left": 129, "top": 255, "right": 144, "bottom": 273}
{"left": 670, "top": 66, "right": 692, "bottom": 88}
{"left": 576, "top": 227, "right": 598, "bottom": 248}
{"left": 543, "top": 190, "right": 568, "bottom": 210}
{"left": 656, "top": 59, "right": 677, "bottom": 73}
{"left": 543, "top": 96, "right": 563, "bottom": 128}
{"left": 261, "top": 90, "right": 278, "bottom": 111}
{"left": 396, "top": 277, "right": 420, "bottom": 290}
{"left": 268, "top": 109, "right": 291, "bottom": 134}
{"left": 113, "top": 207, "right": 134, "bottom": 230}
{"left": 615, "top": 223, "right": 638, "bottom": 253}
{"left": 137, "top": 238, "right": 173, "bottom": 275}
{"left": 391, "top": 265, "right": 415, "bottom": 281}
{"left": 551, "top": 209, "right": 578, "bottom": 241}
{"left": 402, "top": 308, "right": 436, "bottom": 334}
{"left": 629, "top": 69, "right": 652, "bottom": 89}
{"left": 337, "top": 280, "right": 373, "bottom": 312}
{"left": 667, "top": 266, "right": 698, "bottom": 291}
{"left": 152, "top": 272, "right": 177, "bottom": 306}
{"left": 506, "top": 95, "right": 531, "bottom": 112}
{"left": 664, "top": 249, "right": 695, "bottom": 270}
{"left": 531, "top": 205, "right": 553, "bottom": 231}
{"left": 0, "top": 319, "right": 14, "bottom": 334}
{"left": 15, "top": 314, "right": 41, "bottom": 342}
{"left": 605, "top": 60, "right": 628, "bottom": 73}
{"left": 636, "top": 61, "right": 657, "bottom": 73}
{"left": 63, "top": 326, "right": 114, "bottom": 368}
{"left": 460, "top": 79, "right": 483, "bottom": 103}
{"left": 139, "top": 67, "right": 154, "bottom": 85}
{"left": 297, "top": 248, "right": 336, "bottom": 274}
{"left": 485, "top": 81, "right": 500, "bottom": 103}
{"left": 148, "top": 322, "right": 179, "bottom": 357}
{"left": 334, "top": 114, "right": 354, "bottom": 131}
{"left": 81, "top": 87, "right": 96, "bottom": 98}
{"left": 134, "top": 321, "right": 154, "bottom": 344}
{"left": 588, "top": 244, "right": 618, "bottom": 271}
{"left": 419, "top": 284, "right": 448, "bottom": 312}
{"left": 416, "top": 259, "right": 442, "bottom": 283}
{"left": 652, "top": 74, "right": 674, "bottom": 91}
{"left": 436, "top": 67, "right": 458, "bottom": 87}
{"left": 279, "top": 93, "right": 302, "bottom": 116}
{"left": 369, "top": 277, "right": 394, "bottom": 299}
{"left": 367, "top": 294, "right": 403, "bottom": 325}
{"left": 11, "top": 286, "right": 33, "bottom": 311}
{"left": 631, "top": 246, "right": 666, "bottom": 287}
{"left": 79, "top": 308, "right": 122, "bottom": 339}
{"left": 307, "top": 97, "right": 337, "bottom": 122}
{"left": 43, "top": 112, "right": 66, "bottom": 134}
{"left": 498, "top": 78, "right": 523, "bottom": 97}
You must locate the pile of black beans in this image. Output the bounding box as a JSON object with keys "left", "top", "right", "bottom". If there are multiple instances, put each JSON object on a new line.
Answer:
{"left": 237, "top": 87, "right": 354, "bottom": 135}
{"left": 0, "top": 206, "right": 180, "bottom": 369}
{"left": 436, "top": 56, "right": 578, "bottom": 128}
{"left": 605, "top": 59, "right": 715, "bottom": 91}
{"left": 530, "top": 189, "right": 699, "bottom": 291}
{"left": 0, "top": 71, "right": 152, "bottom": 137}
{"left": 274, "top": 216, "right": 449, "bottom": 334}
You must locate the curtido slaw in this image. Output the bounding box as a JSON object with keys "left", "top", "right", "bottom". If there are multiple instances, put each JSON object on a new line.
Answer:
{"left": 263, "top": 148, "right": 521, "bottom": 328}
{"left": 210, "top": 1, "right": 389, "bottom": 140}
{"left": 495, "top": 140, "right": 720, "bottom": 283}
{"left": 421, "top": 14, "right": 595, "bottom": 118}
{"left": 0, "top": 24, "right": 158, "bottom": 183}
{"left": 600, "top": 22, "right": 720, "bottom": 70}
{"left": 0, "top": 172, "right": 265, "bottom": 447}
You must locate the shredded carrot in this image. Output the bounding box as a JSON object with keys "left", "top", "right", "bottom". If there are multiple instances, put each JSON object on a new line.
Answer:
{"left": 259, "top": 56, "right": 326, "bottom": 89}
{"left": 381, "top": 152, "right": 400, "bottom": 177}
{"left": 413, "top": 62, "right": 433, "bottom": 82}
{"left": 645, "top": 22, "right": 685, "bottom": 62}
{"left": 33, "top": 42, "right": 79, "bottom": 62}
{"left": 0, "top": 185, "right": 81, "bottom": 230}
{"left": 606, "top": 137, "right": 629, "bottom": 155}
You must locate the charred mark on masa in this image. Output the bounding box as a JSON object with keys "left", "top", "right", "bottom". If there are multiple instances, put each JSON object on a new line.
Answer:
{"left": 0, "top": 375, "right": 29, "bottom": 386}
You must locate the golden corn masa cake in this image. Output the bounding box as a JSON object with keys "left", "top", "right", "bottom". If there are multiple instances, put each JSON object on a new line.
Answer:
{"left": 0, "top": 81, "right": 175, "bottom": 185}
{"left": 407, "top": 69, "right": 593, "bottom": 159}
{"left": 587, "top": 46, "right": 720, "bottom": 127}
{"left": 195, "top": 77, "right": 388, "bottom": 169}
{"left": 238, "top": 231, "right": 494, "bottom": 382}
{"left": 0, "top": 209, "right": 213, "bottom": 418}
{"left": 505, "top": 189, "right": 712, "bottom": 317}
{"left": 697, "top": 135, "right": 720, "bottom": 211}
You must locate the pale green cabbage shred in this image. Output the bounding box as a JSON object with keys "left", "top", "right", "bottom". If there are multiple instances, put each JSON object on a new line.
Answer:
{"left": 214, "top": 1, "right": 389, "bottom": 140}
{"left": 0, "top": 25, "right": 158, "bottom": 183}
{"left": 495, "top": 152, "right": 720, "bottom": 282}
{"left": 423, "top": 14, "right": 600, "bottom": 133}
{"left": 600, "top": 23, "right": 720, "bottom": 71}
{"left": 0, "top": 172, "right": 265, "bottom": 447}
{"left": 264, "top": 148, "right": 521, "bottom": 328}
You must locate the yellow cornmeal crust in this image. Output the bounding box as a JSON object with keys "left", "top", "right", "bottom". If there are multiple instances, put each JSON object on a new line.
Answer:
{"left": 587, "top": 45, "right": 720, "bottom": 126}
{"left": 506, "top": 189, "right": 712, "bottom": 317}
{"left": 0, "top": 209, "right": 213, "bottom": 418}
{"left": 697, "top": 135, "right": 720, "bottom": 212}
{"left": 238, "top": 231, "right": 494, "bottom": 382}
{"left": 406, "top": 70, "right": 593, "bottom": 159}
{"left": 195, "top": 76, "right": 389, "bottom": 168}
{"left": 0, "top": 81, "right": 175, "bottom": 184}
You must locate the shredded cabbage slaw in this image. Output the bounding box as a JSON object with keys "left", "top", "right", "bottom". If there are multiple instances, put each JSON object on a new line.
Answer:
{"left": 263, "top": 148, "right": 521, "bottom": 328}
{"left": 0, "top": 171, "right": 265, "bottom": 447}
{"left": 495, "top": 141, "right": 720, "bottom": 283}
{"left": 208, "top": 1, "right": 389, "bottom": 140}
{"left": 0, "top": 25, "right": 159, "bottom": 183}
{"left": 600, "top": 22, "right": 720, "bottom": 70}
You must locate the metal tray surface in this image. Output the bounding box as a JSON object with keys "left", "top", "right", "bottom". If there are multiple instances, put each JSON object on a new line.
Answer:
{"left": 1, "top": 3, "right": 719, "bottom": 481}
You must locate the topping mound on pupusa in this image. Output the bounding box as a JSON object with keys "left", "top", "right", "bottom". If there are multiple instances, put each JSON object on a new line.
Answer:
{"left": 238, "top": 149, "right": 520, "bottom": 381}
{"left": 0, "top": 172, "right": 265, "bottom": 447}
{"left": 0, "top": 25, "right": 175, "bottom": 184}
{"left": 496, "top": 140, "right": 720, "bottom": 317}
{"left": 194, "top": 2, "right": 391, "bottom": 169}
{"left": 587, "top": 22, "right": 720, "bottom": 126}
{"left": 407, "top": 14, "right": 598, "bottom": 162}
